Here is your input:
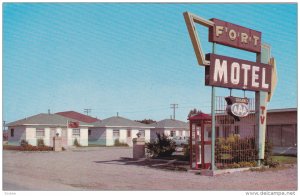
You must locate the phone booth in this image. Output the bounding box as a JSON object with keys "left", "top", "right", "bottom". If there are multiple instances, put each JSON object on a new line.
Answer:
{"left": 188, "top": 112, "right": 212, "bottom": 170}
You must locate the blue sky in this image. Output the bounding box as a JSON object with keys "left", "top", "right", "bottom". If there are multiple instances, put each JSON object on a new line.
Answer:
{"left": 3, "top": 3, "right": 297, "bottom": 123}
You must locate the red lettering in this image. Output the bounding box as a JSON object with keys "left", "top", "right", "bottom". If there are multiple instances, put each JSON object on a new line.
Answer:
{"left": 260, "top": 115, "right": 265, "bottom": 124}
{"left": 260, "top": 106, "right": 266, "bottom": 115}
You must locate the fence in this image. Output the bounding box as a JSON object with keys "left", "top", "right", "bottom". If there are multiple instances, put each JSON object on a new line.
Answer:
{"left": 214, "top": 96, "right": 257, "bottom": 169}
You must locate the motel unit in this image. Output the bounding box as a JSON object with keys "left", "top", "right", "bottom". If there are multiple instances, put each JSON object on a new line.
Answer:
{"left": 5, "top": 108, "right": 296, "bottom": 154}
{"left": 6, "top": 113, "right": 91, "bottom": 147}
{"left": 149, "top": 119, "right": 189, "bottom": 141}
{"left": 89, "top": 116, "right": 153, "bottom": 146}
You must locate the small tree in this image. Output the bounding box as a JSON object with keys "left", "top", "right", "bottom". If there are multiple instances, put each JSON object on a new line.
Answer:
{"left": 145, "top": 133, "right": 176, "bottom": 158}
{"left": 182, "top": 138, "right": 190, "bottom": 161}
{"left": 20, "top": 139, "right": 29, "bottom": 147}
{"left": 188, "top": 108, "right": 202, "bottom": 118}
{"left": 73, "top": 138, "right": 81, "bottom": 147}
{"left": 263, "top": 139, "right": 279, "bottom": 168}
{"left": 114, "top": 139, "right": 129, "bottom": 147}
{"left": 37, "top": 139, "right": 45, "bottom": 147}
{"left": 135, "top": 119, "right": 156, "bottom": 124}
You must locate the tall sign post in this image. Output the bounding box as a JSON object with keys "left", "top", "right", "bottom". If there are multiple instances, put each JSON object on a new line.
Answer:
{"left": 183, "top": 11, "right": 277, "bottom": 171}
{"left": 255, "top": 43, "right": 275, "bottom": 165}
{"left": 211, "top": 43, "right": 216, "bottom": 171}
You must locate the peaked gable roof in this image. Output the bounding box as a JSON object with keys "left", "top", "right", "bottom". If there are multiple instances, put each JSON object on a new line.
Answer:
{"left": 150, "top": 119, "right": 189, "bottom": 129}
{"left": 6, "top": 113, "right": 91, "bottom": 127}
{"left": 92, "top": 116, "right": 152, "bottom": 128}
{"left": 56, "top": 111, "right": 100, "bottom": 123}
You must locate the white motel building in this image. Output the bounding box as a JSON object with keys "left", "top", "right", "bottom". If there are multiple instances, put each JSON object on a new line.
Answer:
{"left": 5, "top": 109, "right": 296, "bottom": 155}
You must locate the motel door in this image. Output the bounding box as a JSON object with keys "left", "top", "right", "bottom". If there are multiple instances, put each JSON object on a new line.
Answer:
{"left": 50, "top": 129, "right": 56, "bottom": 147}
{"left": 190, "top": 121, "right": 212, "bottom": 170}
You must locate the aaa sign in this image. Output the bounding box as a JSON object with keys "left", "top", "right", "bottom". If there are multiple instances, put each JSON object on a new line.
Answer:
{"left": 225, "top": 96, "right": 249, "bottom": 121}
{"left": 205, "top": 54, "right": 272, "bottom": 92}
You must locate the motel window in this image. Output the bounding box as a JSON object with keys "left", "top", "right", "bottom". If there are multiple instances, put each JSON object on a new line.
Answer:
{"left": 127, "top": 129, "right": 131, "bottom": 137}
{"left": 36, "top": 129, "right": 45, "bottom": 138}
{"left": 72, "top": 129, "right": 80, "bottom": 137}
{"left": 113, "top": 130, "right": 120, "bottom": 138}
{"left": 88, "top": 129, "right": 91, "bottom": 136}
{"left": 139, "top": 130, "right": 145, "bottom": 137}
{"left": 170, "top": 130, "right": 176, "bottom": 137}
{"left": 10, "top": 129, "right": 14, "bottom": 137}
{"left": 234, "top": 126, "right": 240, "bottom": 135}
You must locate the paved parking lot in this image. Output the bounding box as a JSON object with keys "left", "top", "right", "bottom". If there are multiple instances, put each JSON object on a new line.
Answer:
{"left": 3, "top": 147, "right": 297, "bottom": 191}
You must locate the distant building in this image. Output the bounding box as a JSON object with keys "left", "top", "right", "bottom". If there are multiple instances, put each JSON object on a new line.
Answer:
{"left": 266, "top": 108, "right": 297, "bottom": 155}
{"left": 188, "top": 108, "right": 297, "bottom": 155}
{"left": 89, "top": 116, "right": 153, "bottom": 146}
{"left": 150, "top": 119, "right": 189, "bottom": 141}
{"left": 6, "top": 113, "right": 91, "bottom": 147}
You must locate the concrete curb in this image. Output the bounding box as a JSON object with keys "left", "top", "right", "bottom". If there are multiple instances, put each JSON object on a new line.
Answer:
{"left": 189, "top": 166, "right": 267, "bottom": 176}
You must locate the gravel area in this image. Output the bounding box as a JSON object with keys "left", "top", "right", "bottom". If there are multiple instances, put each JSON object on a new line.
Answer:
{"left": 3, "top": 147, "right": 297, "bottom": 191}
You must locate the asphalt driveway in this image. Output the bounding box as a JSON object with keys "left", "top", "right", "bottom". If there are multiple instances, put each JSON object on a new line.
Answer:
{"left": 3, "top": 147, "right": 297, "bottom": 191}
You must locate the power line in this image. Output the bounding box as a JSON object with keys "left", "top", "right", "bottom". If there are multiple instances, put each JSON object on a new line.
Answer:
{"left": 84, "top": 109, "right": 92, "bottom": 116}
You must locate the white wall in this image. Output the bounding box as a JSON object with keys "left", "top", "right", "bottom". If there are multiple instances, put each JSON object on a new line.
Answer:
{"left": 26, "top": 127, "right": 36, "bottom": 146}
{"left": 102, "top": 127, "right": 152, "bottom": 147}
{"left": 164, "top": 130, "right": 171, "bottom": 136}
{"left": 106, "top": 129, "right": 114, "bottom": 146}
{"left": 119, "top": 129, "right": 127, "bottom": 143}
{"left": 125, "top": 129, "right": 151, "bottom": 146}
{"left": 67, "top": 127, "right": 88, "bottom": 146}
{"left": 79, "top": 127, "right": 88, "bottom": 146}
{"left": 67, "top": 128, "right": 73, "bottom": 146}
{"left": 44, "top": 128, "right": 50, "bottom": 146}
{"left": 26, "top": 127, "right": 56, "bottom": 146}
{"left": 145, "top": 129, "right": 150, "bottom": 143}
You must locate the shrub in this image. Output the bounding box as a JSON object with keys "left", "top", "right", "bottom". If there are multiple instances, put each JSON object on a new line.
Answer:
{"left": 145, "top": 133, "right": 176, "bottom": 158}
{"left": 182, "top": 138, "right": 190, "bottom": 161}
{"left": 73, "top": 138, "right": 81, "bottom": 147}
{"left": 114, "top": 139, "right": 129, "bottom": 147}
{"left": 4, "top": 145, "right": 53, "bottom": 151}
{"left": 20, "top": 139, "right": 29, "bottom": 147}
{"left": 37, "top": 139, "right": 45, "bottom": 147}
{"left": 263, "top": 140, "right": 279, "bottom": 168}
{"left": 215, "top": 135, "right": 257, "bottom": 168}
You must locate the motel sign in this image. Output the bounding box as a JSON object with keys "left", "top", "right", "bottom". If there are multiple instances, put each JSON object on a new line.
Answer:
{"left": 205, "top": 53, "right": 272, "bottom": 92}
{"left": 209, "top": 18, "right": 262, "bottom": 53}
{"left": 183, "top": 11, "right": 278, "bottom": 171}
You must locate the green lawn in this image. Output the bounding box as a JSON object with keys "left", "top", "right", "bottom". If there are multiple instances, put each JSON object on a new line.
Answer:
{"left": 272, "top": 156, "right": 297, "bottom": 164}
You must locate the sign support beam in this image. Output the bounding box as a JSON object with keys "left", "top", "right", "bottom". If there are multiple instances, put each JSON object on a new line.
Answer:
{"left": 211, "top": 43, "right": 216, "bottom": 171}
{"left": 255, "top": 44, "right": 271, "bottom": 166}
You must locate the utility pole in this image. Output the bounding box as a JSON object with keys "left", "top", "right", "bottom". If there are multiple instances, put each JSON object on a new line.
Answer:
{"left": 84, "top": 109, "right": 92, "bottom": 116}
{"left": 170, "top": 104, "right": 178, "bottom": 120}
